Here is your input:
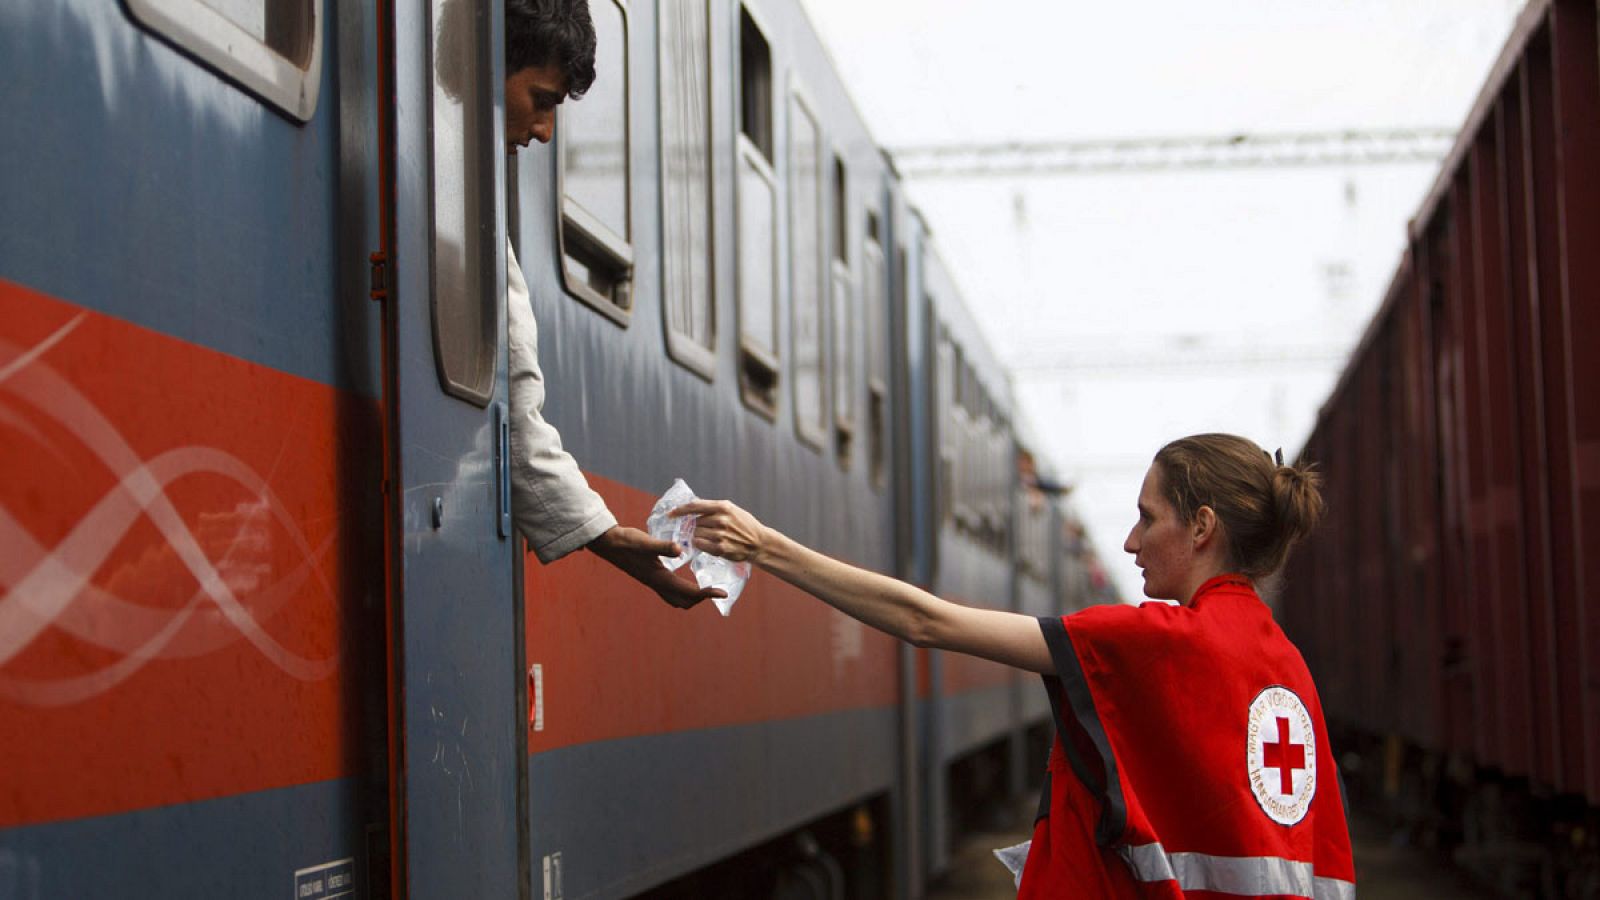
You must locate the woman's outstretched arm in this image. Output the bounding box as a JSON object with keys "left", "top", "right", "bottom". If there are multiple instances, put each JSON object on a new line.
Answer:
{"left": 675, "top": 500, "right": 1055, "bottom": 675}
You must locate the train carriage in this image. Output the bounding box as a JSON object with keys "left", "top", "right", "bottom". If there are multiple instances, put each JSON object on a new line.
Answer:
{"left": 0, "top": 0, "right": 1105, "bottom": 896}
{"left": 1282, "top": 0, "right": 1599, "bottom": 891}
{"left": 915, "top": 246, "right": 1025, "bottom": 875}
{"left": 512, "top": 0, "right": 908, "bottom": 893}
{"left": 0, "top": 0, "right": 395, "bottom": 895}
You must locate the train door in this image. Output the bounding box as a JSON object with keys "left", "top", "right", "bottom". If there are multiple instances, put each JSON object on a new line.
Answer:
{"left": 0, "top": 0, "right": 418, "bottom": 893}
{"left": 887, "top": 210, "right": 932, "bottom": 897}
{"left": 383, "top": 0, "right": 524, "bottom": 896}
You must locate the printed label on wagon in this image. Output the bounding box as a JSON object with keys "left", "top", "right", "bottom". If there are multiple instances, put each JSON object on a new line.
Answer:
{"left": 294, "top": 858, "right": 356, "bottom": 899}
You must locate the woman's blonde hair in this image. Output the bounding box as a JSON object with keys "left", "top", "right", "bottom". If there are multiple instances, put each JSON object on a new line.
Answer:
{"left": 1153, "top": 433, "right": 1324, "bottom": 578}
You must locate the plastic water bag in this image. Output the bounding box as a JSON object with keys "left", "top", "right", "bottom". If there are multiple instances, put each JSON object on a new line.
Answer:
{"left": 646, "top": 478, "right": 698, "bottom": 571}
{"left": 646, "top": 479, "right": 753, "bottom": 615}
{"left": 992, "top": 839, "right": 1030, "bottom": 888}
{"left": 691, "top": 553, "right": 752, "bottom": 617}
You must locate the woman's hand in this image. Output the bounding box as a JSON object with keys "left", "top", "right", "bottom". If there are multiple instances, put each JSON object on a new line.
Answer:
{"left": 671, "top": 499, "right": 771, "bottom": 565}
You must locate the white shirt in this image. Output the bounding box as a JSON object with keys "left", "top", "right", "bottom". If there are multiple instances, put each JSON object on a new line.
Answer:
{"left": 507, "top": 243, "right": 616, "bottom": 562}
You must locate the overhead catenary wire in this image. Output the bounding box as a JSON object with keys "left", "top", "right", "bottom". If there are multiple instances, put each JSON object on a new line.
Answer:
{"left": 1011, "top": 345, "right": 1351, "bottom": 377}
{"left": 889, "top": 128, "right": 1456, "bottom": 177}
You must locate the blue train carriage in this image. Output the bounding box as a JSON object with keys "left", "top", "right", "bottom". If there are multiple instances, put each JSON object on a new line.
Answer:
{"left": 911, "top": 241, "right": 1032, "bottom": 873}
{"left": 507, "top": 0, "right": 923, "bottom": 895}
{"left": 1055, "top": 504, "right": 1118, "bottom": 613}
{"left": 1010, "top": 435, "right": 1071, "bottom": 778}
{"left": 0, "top": 0, "right": 399, "bottom": 897}
{"left": 0, "top": 0, "right": 567, "bottom": 895}
{"left": 0, "top": 0, "right": 1076, "bottom": 897}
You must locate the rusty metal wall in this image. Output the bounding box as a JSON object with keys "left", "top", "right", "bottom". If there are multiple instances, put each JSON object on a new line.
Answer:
{"left": 1282, "top": 0, "right": 1599, "bottom": 806}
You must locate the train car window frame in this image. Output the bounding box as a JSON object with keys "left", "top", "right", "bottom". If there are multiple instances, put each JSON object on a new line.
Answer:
{"left": 788, "top": 79, "right": 829, "bottom": 451}
{"left": 425, "top": 0, "right": 498, "bottom": 406}
{"left": 934, "top": 321, "right": 955, "bottom": 525}
{"left": 657, "top": 0, "right": 717, "bottom": 381}
{"left": 735, "top": 2, "right": 780, "bottom": 419}
{"left": 952, "top": 352, "right": 975, "bottom": 531}
{"left": 984, "top": 419, "right": 1004, "bottom": 539}
{"left": 556, "top": 0, "right": 634, "bottom": 325}
{"left": 125, "top": 0, "right": 323, "bottom": 122}
{"left": 863, "top": 209, "right": 887, "bottom": 491}
{"left": 1017, "top": 483, "right": 1045, "bottom": 579}
{"left": 830, "top": 151, "right": 856, "bottom": 470}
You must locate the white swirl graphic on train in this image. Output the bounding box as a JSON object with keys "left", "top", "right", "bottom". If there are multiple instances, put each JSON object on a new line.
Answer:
{"left": 0, "top": 314, "right": 340, "bottom": 707}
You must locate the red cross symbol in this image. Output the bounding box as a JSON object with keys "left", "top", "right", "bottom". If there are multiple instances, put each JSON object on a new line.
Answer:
{"left": 1262, "top": 716, "right": 1306, "bottom": 796}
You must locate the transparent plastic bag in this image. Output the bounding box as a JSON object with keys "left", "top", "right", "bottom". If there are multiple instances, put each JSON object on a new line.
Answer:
{"left": 645, "top": 478, "right": 699, "bottom": 571}
{"left": 691, "top": 553, "right": 751, "bottom": 617}
{"left": 646, "top": 479, "right": 752, "bottom": 615}
{"left": 992, "top": 839, "right": 1030, "bottom": 888}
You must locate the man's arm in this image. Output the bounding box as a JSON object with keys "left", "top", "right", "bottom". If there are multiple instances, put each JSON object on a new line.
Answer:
{"left": 507, "top": 244, "right": 719, "bottom": 609}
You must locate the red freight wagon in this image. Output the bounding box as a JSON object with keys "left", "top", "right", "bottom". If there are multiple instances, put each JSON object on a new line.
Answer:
{"left": 1282, "top": 0, "right": 1600, "bottom": 892}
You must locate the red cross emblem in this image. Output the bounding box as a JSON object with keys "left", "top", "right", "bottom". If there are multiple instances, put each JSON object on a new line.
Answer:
{"left": 1261, "top": 715, "right": 1306, "bottom": 795}
{"left": 1248, "top": 686, "right": 1316, "bottom": 824}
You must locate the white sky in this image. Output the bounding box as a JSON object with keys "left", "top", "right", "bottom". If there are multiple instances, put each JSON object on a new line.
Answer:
{"left": 797, "top": 0, "right": 1525, "bottom": 602}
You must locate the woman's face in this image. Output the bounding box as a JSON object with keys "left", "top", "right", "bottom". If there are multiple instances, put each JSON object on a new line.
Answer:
{"left": 1123, "top": 464, "right": 1197, "bottom": 601}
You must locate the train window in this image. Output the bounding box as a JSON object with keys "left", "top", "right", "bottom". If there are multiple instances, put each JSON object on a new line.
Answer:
{"left": 736, "top": 5, "right": 779, "bottom": 416}
{"left": 1018, "top": 486, "right": 1032, "bottom": 574}
{"left": 790, "top": 87, "right": 828, "bottom": 449}
{"left": 659, "top": 0, "right": 716, "bottom": 379}
{"left": 934, "top": 324, "right": 955, "bottom": 525}
{"left": 953, "top": 407, "right": 972, "bottom": 529}
{"left": 1000, "top": 424, "right": 1014, "bottom": 550}
{"left": 864, "top": 212, "right": 887, "bottom": 490}
{"left": 558, "top": 0, "right": 632, "bottom": 323}
{"left": 950, "top": 342, "right": 970, "bottom": 528}
{"left": 125, "top": 0, "right": 322, "bottom": 121}
{"left": 1025, "top": 489, "right": 1046, "bottom": 569}
{"left": 739, "top": 7, "right": 774, "bottom": 160}
{"left": 984, "top": 422, "right": 1004, "bottom": 537}
{"left": 428, "top": 0, "right": 496, "bottom": 405}
{"left": 972, "top": 423, "right": 985, "bottom": 535}
{"left": 830, "top": 155, "right": 855, "bottom": 468}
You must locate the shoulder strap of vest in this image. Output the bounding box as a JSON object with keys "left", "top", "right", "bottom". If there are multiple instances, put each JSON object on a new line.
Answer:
{"left": 1034, "top": 769, "right": 1052, "bottom": 824}
{"left": 1038, "top": 615, "right": 1128, "bottom": 847}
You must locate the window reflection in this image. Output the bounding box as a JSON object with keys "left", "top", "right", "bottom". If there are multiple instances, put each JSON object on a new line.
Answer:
{"left": 791, "top": 93, "right": 825, "bottom": 444}
{"left": 660, "top": 0, "right": 715, "bottom": 372}
{"left": 430, "top": 0, "right": 494, "bottom": 404}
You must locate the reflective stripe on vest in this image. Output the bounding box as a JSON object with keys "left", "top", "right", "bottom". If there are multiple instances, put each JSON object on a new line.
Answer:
{"left": 1119, "top": 843, "right": 1356, "bottom": 900}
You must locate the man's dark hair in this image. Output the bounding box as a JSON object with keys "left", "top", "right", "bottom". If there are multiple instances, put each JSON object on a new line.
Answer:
{"left": 506, "top": 0, "right": 597, "bottom": 98}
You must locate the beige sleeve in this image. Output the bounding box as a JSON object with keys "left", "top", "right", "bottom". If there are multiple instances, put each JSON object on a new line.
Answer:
{"left": 506, "top": 243, "right": 617, "bottom": 562}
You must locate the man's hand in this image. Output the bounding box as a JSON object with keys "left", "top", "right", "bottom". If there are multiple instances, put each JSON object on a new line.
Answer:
{"left": 587, "top": 526, "right": 724, "bottom": 610}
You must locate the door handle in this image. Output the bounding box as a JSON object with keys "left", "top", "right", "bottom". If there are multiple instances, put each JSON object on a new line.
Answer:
{"left": 494, "top": 401, "right": 511, "bottom": 539}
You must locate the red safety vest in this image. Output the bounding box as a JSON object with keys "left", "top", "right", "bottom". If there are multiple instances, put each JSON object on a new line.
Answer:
{"left": 1018, "top": 575, "right": 1356, "bottom": 899}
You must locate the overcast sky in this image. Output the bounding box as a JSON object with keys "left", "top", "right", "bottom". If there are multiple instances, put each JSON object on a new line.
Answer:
{"left": 796, "top": 0, "right": 1524, "bottom": 602}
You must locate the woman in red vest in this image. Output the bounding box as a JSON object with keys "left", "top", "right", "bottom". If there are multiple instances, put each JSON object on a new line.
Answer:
{"left": 676, "top": 433, "right": 1356, "bottom": 898}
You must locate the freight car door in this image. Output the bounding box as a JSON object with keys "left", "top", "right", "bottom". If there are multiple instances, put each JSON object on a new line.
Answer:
{"left": 383, "top": 0, "right": 524, "bottom": 896}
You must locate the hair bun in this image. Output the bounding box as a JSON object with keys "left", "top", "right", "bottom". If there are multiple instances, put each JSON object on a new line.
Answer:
{"left": 1271, "top": 461, "right": 1324, "bottom": 544}
{"left": 1154, "top": 434, "right": 1327, "bottom": 579}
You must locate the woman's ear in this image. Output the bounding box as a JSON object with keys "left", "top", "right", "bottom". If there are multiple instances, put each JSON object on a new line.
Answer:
{"left": 1192, "top": 505, "right": 1218, "bottom": 549}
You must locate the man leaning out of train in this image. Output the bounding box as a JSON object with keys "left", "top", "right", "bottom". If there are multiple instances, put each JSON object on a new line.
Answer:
{"left": 676, "top": 434, "right": 1357, "bottom": 898}
{"left": 437, "top": 0, "right": 722, "bottom": 610}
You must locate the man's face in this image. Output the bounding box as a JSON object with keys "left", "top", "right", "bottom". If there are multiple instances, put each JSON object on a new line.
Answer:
{"left": 506, "top": 62, "right": 568, "bottom": 150}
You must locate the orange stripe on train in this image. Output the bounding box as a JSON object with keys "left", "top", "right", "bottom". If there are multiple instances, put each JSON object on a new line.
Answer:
{"left": 525, "top": 475, "right": 901, "bottom": 752}
{"left": 0, "top": 279, "right": 379, "bottom": 828}
{"left": 524, "top": 476, "right": 1012, "bottom": 753}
